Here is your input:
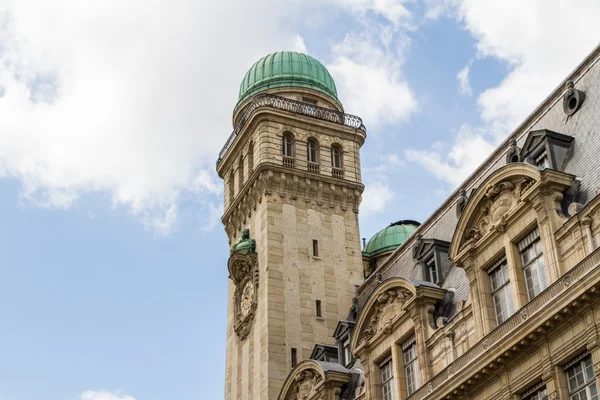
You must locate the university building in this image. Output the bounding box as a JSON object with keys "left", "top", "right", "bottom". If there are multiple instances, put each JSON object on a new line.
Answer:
{"left": 217, "top": 46, "right": 600, "bottom": 400}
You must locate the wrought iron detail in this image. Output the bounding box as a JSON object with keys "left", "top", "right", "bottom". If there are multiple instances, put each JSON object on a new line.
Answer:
{"left": 217, "top": 94, "right": 366, "bottom": 168}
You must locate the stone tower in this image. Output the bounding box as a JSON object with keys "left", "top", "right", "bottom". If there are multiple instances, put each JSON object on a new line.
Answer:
{"left": 217, "top": 51, "right": 366, "bottom": 399}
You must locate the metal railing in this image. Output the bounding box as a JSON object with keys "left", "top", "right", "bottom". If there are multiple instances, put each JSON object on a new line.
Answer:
{"left": 216, "top": 94, "right": 367, "bottom": 168}
{"left": 408, "top": 247, "right": 600, "bottom": 400}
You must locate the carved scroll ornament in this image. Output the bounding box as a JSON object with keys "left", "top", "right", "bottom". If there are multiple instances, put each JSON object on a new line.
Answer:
{"left": 460, "top": 178, "right": 535, "bottom": 250}
{"left": 287, "top": 369, "right": 323, "bottom": 400}
{"left": 360, "top": 288, "right": 413, "bottom": 344}
{"left": 228, "top": 252, "right": 259, "bottom": 340}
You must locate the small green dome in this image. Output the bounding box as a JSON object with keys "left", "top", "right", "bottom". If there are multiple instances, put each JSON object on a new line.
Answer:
{"left": 236, "top": 51, "right": 342, "bottom": 110}
{"left": 362, "top": 220, "right": 420, "bottom": 258}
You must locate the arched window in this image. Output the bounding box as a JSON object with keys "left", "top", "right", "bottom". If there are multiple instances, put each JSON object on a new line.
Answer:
{"left": 282, "top": 133, "right": 294, "bottom": 157}
{"left": 331, "top": 145, "right": 342, "bottom": 169}
{"left": 307, "top": 139, "right": 318, "bottom": 163}
{"left": 282, "top": 132, "right": 295, "bottom": 168}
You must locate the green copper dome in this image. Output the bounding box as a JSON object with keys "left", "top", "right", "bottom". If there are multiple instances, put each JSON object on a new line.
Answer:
{"left": 236, "top": 51, "right": 342, "bottom": 109}
{"left": 362, "top": 220, "right": 420, "bottom": 258}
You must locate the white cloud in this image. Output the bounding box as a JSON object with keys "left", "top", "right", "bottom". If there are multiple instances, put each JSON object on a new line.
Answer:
{"left": 327, "top": 32, "right": 417, "bottom": 129}
{"left": 326, "top": 0, "right": 412, "bottom": 26}
{"left": 361, "top": 181, "right": 396, "bottom": 216}
{"left": 457, "top": 63, "right": 472, "bottom": 96}
{"left": 412, "top": 0, "right": 600, "bottom": 187}
{"left": 80, "top": 390, "right": 135, "bottom": 400}
{"left": 406, "top": 124, "right": 495, "bottom": 187}
{"left": 0, "top": 0, "right": 314, "bottom": 233}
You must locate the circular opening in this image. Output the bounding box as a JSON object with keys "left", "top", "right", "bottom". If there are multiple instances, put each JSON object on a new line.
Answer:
{"left": 568, "top": 96, "right": 578, "bottom": 111}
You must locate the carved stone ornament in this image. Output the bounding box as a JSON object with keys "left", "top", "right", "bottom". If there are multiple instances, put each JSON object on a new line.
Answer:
{"left": 228, "top": 247, "right": 259, "bottom": 340}
{"left": 506, "top": 138, "right": 523, "bottom": 163}
{"left": 360, "top": 288, "right": 413, "bottom": 344}
{"left": 287, "top": 369, "right": 323, "bottom": 400}
{"left": 461, "top": 178, "right": 535, "bottom": 250}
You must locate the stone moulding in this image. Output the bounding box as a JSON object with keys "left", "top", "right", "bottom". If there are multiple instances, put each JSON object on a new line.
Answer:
{"left": 407, "top": 246, "right": 600, "bottom": 400}
{"left": 278, "top": 360, "right": 356, "bottom": 400}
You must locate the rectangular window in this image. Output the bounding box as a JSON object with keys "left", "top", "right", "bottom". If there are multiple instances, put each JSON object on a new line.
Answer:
{"left": 565, "top": 353, "right": 598, "bottom": 400}
{"left": 521, "top": 382, "right": 547, "bottom": 400}
{"left": 425, "top": 257, "right": 438, "bottom": 284}
{"left": 331, "top": 147, "right": 342, "bottom": 169}
{"left": 343, "top": 339, "right": 351, "bottom": 365}
{"left": 291, "top": 348, "right": 297, "bottom": 368}
{"left": 534, "top": 151, "right": 549, "bottom": 168}
{"left": 316, "top": 300, "right": 322, "bottom": 318}
{"left": 379, "top": 355, "right": 395, "bottom": 400}
{"left": 402, "top": 336, "right": 420, "bottom": 395}
{"left": 519, "top": 227, "right": 548, "bottom": 300}
{"left": 312, "top": 240, "right": 319, "bottom": 257}
{"left": 488, "top": 257, "right": 515, "bottom": 324}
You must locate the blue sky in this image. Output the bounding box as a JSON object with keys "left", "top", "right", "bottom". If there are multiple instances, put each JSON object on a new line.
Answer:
{"left": 0, "top": 1, "right": 599, "bottom": 399}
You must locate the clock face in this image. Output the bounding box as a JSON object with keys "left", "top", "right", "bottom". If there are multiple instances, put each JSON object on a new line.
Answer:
{"left": 240, "top": 281, "right": 254, "bottom": 317}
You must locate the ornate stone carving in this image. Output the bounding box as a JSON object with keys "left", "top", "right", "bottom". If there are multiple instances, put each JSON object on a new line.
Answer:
{"left": 506, "top": 138, "right": 523, "bottom": 163}
{"left": 360, "top": 288, "right": 413, "bottom": 343}
{"left": 568, "top": 202, "right": 584, "bottom": 216}
{"left": 427, "top": 382, "right": 434, "bottom": 393}
{"left": 228, "top": 231, "right": 259, "bottom": 341}
{"left": 290, "top": 369, "right": 322, "bottom": 400}
{"left": 461, "top": 178, "right": 535, "bottom": 249}
{"left": 456, "top": 189, "right": 468, "bottom": 217}
{"left": 563, "top": 80, "right": 585, "bottom": 116}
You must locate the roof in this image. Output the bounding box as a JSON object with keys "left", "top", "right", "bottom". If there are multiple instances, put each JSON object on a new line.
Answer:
{"left": 236, "top": 51, "right": 342, "bottom": 110}
{"left": 362, "top": 220, "right": 420, "bottom": 258}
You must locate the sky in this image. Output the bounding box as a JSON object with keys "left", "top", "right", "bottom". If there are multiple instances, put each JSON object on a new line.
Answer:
{"left": 0, "top": 1, "right": 599, "bottom": 399}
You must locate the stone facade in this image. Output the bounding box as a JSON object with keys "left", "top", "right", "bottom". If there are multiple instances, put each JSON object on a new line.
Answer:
{"left": 221, "top": 45, "right": 600, "bottom": 400}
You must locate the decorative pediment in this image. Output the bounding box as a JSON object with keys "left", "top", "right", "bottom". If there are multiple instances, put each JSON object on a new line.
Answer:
{"left": 450, "top": 163, "right": 576, "bottom": 261}
{"left": 351, "top": 277, "right": 417, "bottom": 349}
{"left": 278, "top": 360, "right": 356, "bottom": 400}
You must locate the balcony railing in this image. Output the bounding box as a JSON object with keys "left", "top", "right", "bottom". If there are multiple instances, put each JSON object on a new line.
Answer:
{"left": 308, "top": 162, "right": 320, "bottom": 174}
{"left": 283, "top": 156, "right": 295, "bottom": 168}
{"left": 332, "top": 168, "right": 344, "bottom": 179}
{"left": 216, "top": 94, "right": 367, "bottom": 168}
{"left": 408, "top": 246, "right": 600, "bottom": 400}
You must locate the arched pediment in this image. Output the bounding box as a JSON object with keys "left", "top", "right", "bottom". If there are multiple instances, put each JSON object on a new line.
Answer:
{"left": 278, "top": 360, "right": 325, "bottom": 400}
{"left": 449, "top": 163, "right": 574, "bottom": 261}
{"left": 351, "top": 277, "right": 417, "bottom": 351}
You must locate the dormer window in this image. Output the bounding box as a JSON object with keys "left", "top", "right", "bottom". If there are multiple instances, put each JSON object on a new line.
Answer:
{"left": 521, "top": 129, "right": 573, "bottom": 171}
{"left": 412, "top": 236, "right": 450, "bottom": 285}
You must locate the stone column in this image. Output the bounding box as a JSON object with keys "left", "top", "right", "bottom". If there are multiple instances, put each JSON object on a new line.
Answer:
{"left": 411, "top": 307, "right": 433, "bottom": 383}
{"left": 445, "top": 331, "right": 456, "bottom": 365}
{"left": 587, "top": 338, "right": 600, "bottom": 393}
{"left": 533, "top": 195, "right": 562, "bottom": 283}
{"left": 582, "top": 217, "right": 595, "bottom": 255}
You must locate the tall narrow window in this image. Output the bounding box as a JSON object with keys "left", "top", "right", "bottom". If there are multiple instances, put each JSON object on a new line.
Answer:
{"left": 307, "top": 140, "right": 318, "bottom": 163}
{"left": 519, "top": 227, "right": 548, "bottom": 300}
{"left": 331, "top": 145, "right": 342, "bottom": 169}
{"left": 488, "top": 257, "right": 514, "bottom": 324}
{"left": 291, "top": 348, "right": 298, "bottom": 368}
{"left": 282, "top": 134, "right": 293, "bottom": 157}
{"left": 565, "top": 353, "right": 598, "bottom": 400}
{"left": 521, "top": 382, "right": 547, "bottom": 400}
{"left": 238, "top": 157, "right": 244, "bottom": 188}
{"left": 425, "top": 257, "right": 438, "bottom": 284}
{"left": 380, "top": 355, "right": 395, "bottom": 400}
{"left": 229, "top": 170, "right": 235, "bottom": 202}
{"left": 247, "top": 142, "right": 254, "bottom": 172}
{"left": 312, "top": 240, "right": 319, "bottom": 257}
{"left": 343, "top": 339, "right": 351, "bottom": 366}
{"left": 402, "top": 336, "right": 420, "bottom": 395}
{"left": 316, "top": 300, "right": 322, "bottom": 318}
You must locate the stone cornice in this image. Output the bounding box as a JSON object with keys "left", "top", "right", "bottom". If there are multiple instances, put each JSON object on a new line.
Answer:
{"left": 222, "top": 162, "right": 364, "bottom": 237}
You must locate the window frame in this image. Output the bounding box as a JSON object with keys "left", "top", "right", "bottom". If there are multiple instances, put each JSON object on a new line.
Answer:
{"left": 425, "top": 256, "right": 438, "bottom": 284}
{"left": 520, "top": 381, "right": 547, "bottom": 400}
{"left": 565, "top": 353, "right": 598, "bottom": 400}
{"left": 379, "top": 355, "right": 396, "bottom": 400}
{"left": 402, "top": 336, "right": 420, "bottom": 396}
{"left": 307, "top": 139, "right": 319, "bottom": 164}
{"left": 487, "top": 256, "right": 515, "bottom": 325}
{"left": 282, "top": 133, "right": 294, "bottom": 158}
{"left": 331, "top": 145, "right": 342, "bottom": 169}
{"left": 518, "top": 227, "right": 548, "bottom": 301}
